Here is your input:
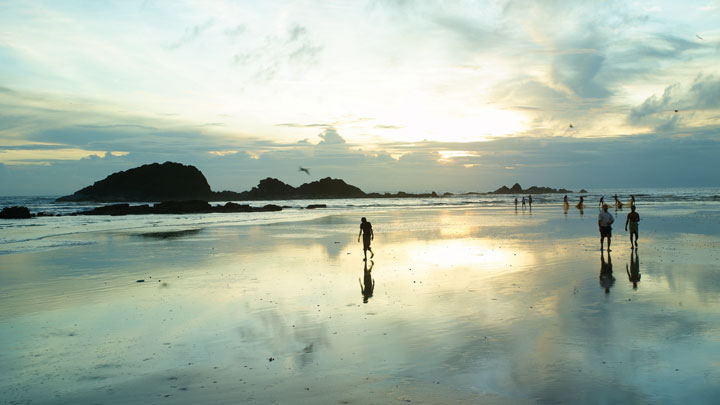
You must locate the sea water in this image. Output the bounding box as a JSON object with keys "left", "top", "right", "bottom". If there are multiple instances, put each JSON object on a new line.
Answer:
{"left": 1, "top": 187, "right": 719, "bottom": 256}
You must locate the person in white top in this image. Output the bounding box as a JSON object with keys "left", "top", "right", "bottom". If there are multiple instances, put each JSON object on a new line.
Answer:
{"left": 598, "top": 204, "right": 614, "bottom": 252}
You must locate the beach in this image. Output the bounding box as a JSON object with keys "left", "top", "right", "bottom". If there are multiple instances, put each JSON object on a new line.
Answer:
{"left": 2, "top": 197, "right": 720, "bottom": 404}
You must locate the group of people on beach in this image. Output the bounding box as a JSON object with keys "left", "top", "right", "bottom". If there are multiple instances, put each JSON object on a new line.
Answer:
{"left": 514, "top": 196, "right": 533, "bottom": 209}
{"left": 597, "top": 195, "right": 640, "bottom": 252}
{"left": 560, "top": 194, "right": 640, "bottom": 250}
{"left": 356, "top": 194, "right": 641, "bottom": 300}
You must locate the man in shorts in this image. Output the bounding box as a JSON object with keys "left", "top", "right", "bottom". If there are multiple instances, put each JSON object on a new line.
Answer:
{"left": 598, "top": 204, "right": 614, "bottom": 252}
{"left": 358, "top": 217, "right": 374, "bottom": 261}
{"left": 625, "top": 204, "right": 640, "bottom": 249}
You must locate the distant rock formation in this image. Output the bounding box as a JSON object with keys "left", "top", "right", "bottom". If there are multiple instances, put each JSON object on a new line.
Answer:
{"left": 489, "top": 183, "right": 573, "bottom": 194}
{"left": 490, "top": 183, "right": 524, "bottom": 194}
{"left": 74, "top": 201, "right": 282, "bottom": 216}
{"left": 57, "top": 162, "right": 372, "bottom": 202}
{"left": 57, "top": 162, "right": 213, "bottom": 202}
{"left": 0, "top": 206, "right": 32, "bottom": 219}
{"left": 231, "top": 177, "right": 366, "bottom": 200}
{"left": 57, "top": 161, "right": 578, "bottom": 205}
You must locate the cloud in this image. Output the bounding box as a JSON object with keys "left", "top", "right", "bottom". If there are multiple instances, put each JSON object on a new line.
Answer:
{"left": 168, "top": 19, "right": 215, "bottom": 49}
{"left": 628, "top": 75, "right": 720, "bottom": 129}
{"left": 2, "top": 124, "right": 719, "bottom": 196}
{"left": 231, "top": 23, "right": 323, "bottom": 81}
{"left": 552, "top": 50, "right": 610, "bottom": 99}
{"left": 224, "top": 24, "right": 246, "bottom": 38}
{"left": 276, "top": 123, "right": 329, "bottom": 128}
{"left": 317, "top": 127, "right": 346, "bottom": 145}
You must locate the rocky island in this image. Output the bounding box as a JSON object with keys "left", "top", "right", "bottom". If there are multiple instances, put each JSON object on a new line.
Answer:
{"left": 55, "top": 161, "right": 443, "bottom": 203}
{"left": 488, "top": 183, "right": 575, "bottom": 194}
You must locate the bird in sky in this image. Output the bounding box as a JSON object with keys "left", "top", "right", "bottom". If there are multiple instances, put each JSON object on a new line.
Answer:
{"left": 696, "top": 34, "right": 704, "bottom": 40}
{"left": 569, "top": 123, "right": 574, "bottom": 128}
{"left": 299, "top": 167, "right": 311, "bottom": 175}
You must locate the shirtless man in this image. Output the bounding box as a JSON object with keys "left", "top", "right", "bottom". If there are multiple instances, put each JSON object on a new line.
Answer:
{"left": 625, "top": 205, "right": 640, "bottom": 248}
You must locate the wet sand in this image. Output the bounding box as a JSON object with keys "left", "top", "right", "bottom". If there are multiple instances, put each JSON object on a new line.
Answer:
{"left": 2, "top": 204, "right": 720, "bottom": 404}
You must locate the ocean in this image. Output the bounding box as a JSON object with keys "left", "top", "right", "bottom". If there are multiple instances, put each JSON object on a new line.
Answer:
{"left": 1, "top": 187, "right": 719, "bottom": 256}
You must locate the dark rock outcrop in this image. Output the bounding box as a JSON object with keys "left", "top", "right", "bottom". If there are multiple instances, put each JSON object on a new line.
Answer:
{"left": 75, "top": 201, "right": 282, "bottom": 216}
{"left": 296, "top": 178, "right": 365, "bottom": 198}
{"left": 306, "top": 204, "right": 327, "bottom": 209}
{"left": 0, "top": 206, "right": 32, "bottom": 219}
{"left": 57, "top": 162, "right": 213, "bottom": 202}
{"left": 489, "top": 183, "right": 573, "bottom": 194}
{"left": 237, "top": 177, "right": 366, "bottom": 200}
{"left": 238, "top": 178, "right": 300, "bottom": 200}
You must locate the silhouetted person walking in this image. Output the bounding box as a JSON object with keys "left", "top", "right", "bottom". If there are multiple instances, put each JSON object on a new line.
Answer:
{"left": 599, "top": 196, "right": 604, "bottom": 210}
{"left": 598, "top": 204, "right": 614, "bottom": 252}
{"left": 522, "top": 197, "right": 526, "bottom": 209}
{"left": 358, "top": 217, "right": 374, "bottom": 261}
{"left": 625, "top": 204, "right": 640, "bottom": 248}
{"left": 528, "top": 195, "right": 532, "bottom": 208}
{"left": 514, "top": 197, "right": 518, "bottom": 210}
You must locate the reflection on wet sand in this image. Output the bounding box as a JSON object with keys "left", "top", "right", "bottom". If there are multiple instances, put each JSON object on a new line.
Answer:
{"left": 626, "top": 249, "right": 640, "bottom": 289}
{"left": 599, "top": 251, "right": 615, "bottom": 293}
{"left": 359, "top": 260, "right": 375, "bottom": 303}
{"left": 2, "top": 206, "right": 720, "bottom": 404}
{"left": 138, "top": 229, "right": 202, "bottom": 239}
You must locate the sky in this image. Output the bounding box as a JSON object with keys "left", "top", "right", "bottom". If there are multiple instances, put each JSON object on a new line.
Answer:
{"left": 1, "top": 0, "right": 719, "bottom": 195}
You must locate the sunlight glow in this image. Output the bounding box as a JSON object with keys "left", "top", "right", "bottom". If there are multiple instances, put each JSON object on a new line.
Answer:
{"left": 209, "top": 150, "right": 239, "bottom": 156}
{"left": 0, "top": 149, "right": 107, "bottom": 165}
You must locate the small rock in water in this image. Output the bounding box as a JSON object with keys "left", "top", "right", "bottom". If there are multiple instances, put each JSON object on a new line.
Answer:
{"left": 136, "top": 279, "right": 145, "bottom": 283}
{"left": 268, "top": 357, "right": 275, "bottom": 362}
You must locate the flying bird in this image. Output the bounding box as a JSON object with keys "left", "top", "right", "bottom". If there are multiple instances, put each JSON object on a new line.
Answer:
{"left": 299, "top": 166, "right": 311, "bottom": 175}
{"left": 696, "top": 34, "right": 704, "bottom": 40}
{"left": 569, "top": 123, "right": 574, "bottom": 128}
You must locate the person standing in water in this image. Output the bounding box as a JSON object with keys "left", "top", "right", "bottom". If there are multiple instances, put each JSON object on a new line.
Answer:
{"left": 358, "top": 217, "right": 374, "bottom": 261}
{"left": 528, "top": 195, "right": 533, "bottom": 208}
{"left": 598, "top": 204, "right": 614, "bottom": 252}
{"left": 599, "top": 196, "right": 604, "bottom": 210}
{"left": 625, "top": 204, "right": 640, "bottom": 248}
{"left": 514, "top": 197, "right": 518, "bottom": 210}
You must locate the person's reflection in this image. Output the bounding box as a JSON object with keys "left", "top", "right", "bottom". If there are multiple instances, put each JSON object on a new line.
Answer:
{"left": 599, "top": 251, "right": 615, "bottom": 294}
{"left": 577, "top": 196, "right": 585, "bottom": 216}
{"left": 626, "top": 249, "right": 640, "bottom": 290}
{"left": 359, "top": 260, "right": 375, "bottom": 303}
